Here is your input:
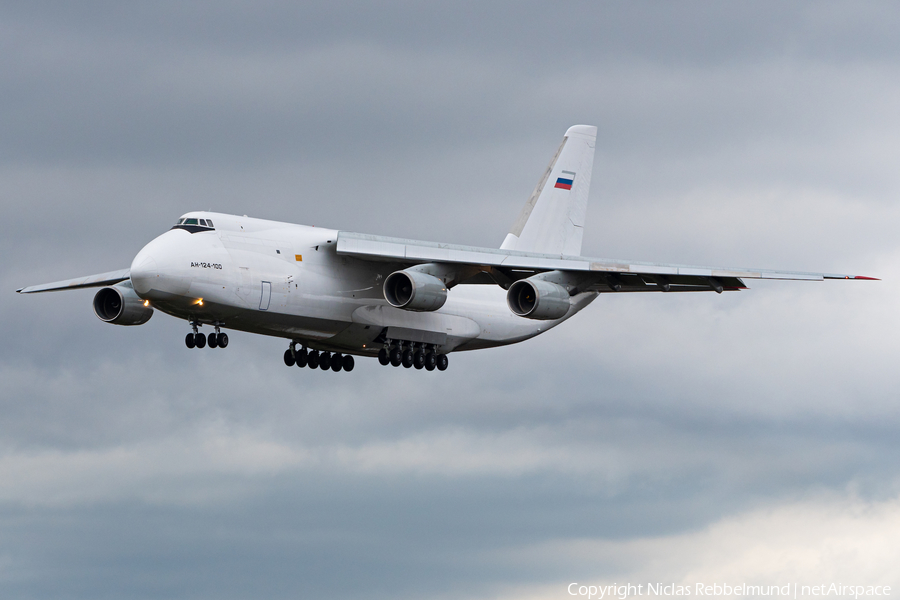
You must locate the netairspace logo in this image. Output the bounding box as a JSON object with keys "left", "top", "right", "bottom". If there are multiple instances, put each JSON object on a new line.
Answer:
{"left": 567, "top": 583, "right": 893, "bottom": 599}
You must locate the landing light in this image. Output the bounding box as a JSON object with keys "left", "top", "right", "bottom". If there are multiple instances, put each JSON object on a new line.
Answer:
{"left": 143, "top": 300, "right": 150, "bottom": 307}
{"left": 194, "top": 298, "right": 204, "bottom": 306}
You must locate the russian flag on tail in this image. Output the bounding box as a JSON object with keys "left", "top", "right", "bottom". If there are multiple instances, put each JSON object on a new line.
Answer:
{"left": 554, "top": 170, "right": 575, "bottom": 190}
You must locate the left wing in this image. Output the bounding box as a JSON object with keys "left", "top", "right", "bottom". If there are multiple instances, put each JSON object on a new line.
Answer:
{"left": 336, "top": 232, "right": 876, "bottom": 293}
{"left": 17, "top": 268, "right": 131, "bottom": 294}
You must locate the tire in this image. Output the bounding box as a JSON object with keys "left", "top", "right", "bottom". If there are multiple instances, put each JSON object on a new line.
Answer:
{"left": 331, "top": 353, "right": 343, "bottom": 372}
{"left": 342, "top": 355, "right": 355, "bottom": 372}
{"left": 401, "top": 349, "right": 414, "bottom": 368}
{"left": 413, "top": 350, "right": 425, "bottom": 370}
{"left": 295, "top": 348, "right": 308, "bottom": 368}
{"left": 378, "top": 348, "right": 390, "bottom": 366}
{"left": 307, "top": 350, "right": 319, "bottom": 369}
{"left": 389, "top": 347, "right": 402, "bottom": 367}
{"left": 436, "top": 353, "right": 448, "bottom": 371}
{"left": 283, "top": 349, "right": 295, "bottom": 367}
{"left": 217, "top": 333, "right": 228, "bottom": 348}
{"left": 208, "top": 333, "right": 218, "bottom": 348}
{"left": 319, "top": 352, "right": 331, "bottom": 370}
{"left": 424, "top": 352, "right": 436, "bottom": 371}
{"left": 185, "top": 333, "right": 196, "bottom": 349}
{"left": 194, "top": 333, "right": 206, "bottom": 349}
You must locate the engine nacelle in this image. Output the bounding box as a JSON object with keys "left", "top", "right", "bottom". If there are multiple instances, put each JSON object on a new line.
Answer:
{"left": 507, "top": 278, "right": 571, "bottom": 320}
{"left": 383, "top": 269, "right": 448, "bottom": 312}
{"left": 93, "top": 286, "right": 153, "bottom": 325}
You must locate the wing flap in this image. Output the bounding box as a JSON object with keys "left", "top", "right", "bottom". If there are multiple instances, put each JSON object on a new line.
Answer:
{"left": 17, "top": 268, "right": 131, "bottom": 294}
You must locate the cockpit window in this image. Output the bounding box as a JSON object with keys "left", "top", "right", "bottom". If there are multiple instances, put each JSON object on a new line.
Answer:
{"left": 171, "top": 217, "right": 216, "bottom": 234}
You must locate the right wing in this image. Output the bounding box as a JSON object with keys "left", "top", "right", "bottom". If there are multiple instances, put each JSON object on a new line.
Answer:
{"left": 17, "top": 269, "right": 131, "bottom": 294}
{"left": 336, "top": 232, "right": 876, "bottom": 293}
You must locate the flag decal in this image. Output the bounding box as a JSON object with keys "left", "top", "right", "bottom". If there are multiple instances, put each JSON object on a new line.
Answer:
{"left": 555, "top": 170, "right": 575, "bottom": 190}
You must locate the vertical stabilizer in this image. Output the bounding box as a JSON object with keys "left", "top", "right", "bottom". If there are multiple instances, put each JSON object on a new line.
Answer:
{"left": 500, "top": 125, "right": 596, "bottom": 256}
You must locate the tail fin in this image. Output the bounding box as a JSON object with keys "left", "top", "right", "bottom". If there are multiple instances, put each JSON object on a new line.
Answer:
{"left": 500, "top": 125, "right": 596, "bottom": 256}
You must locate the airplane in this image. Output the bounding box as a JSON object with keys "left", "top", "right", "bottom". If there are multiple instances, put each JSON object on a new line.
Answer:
{"left": 17, "top": 125, "right": 876, "bottom": 373}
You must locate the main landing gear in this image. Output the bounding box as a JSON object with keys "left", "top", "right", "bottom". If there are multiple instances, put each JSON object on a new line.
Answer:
{"left": 284, "top": 341, "right": 355, "bottom": 373}
{"left": 377, "top": 340, "right": 448, "bottom": 371}
{"left": 185, "top": 321, "right": 228, "bottom": 349}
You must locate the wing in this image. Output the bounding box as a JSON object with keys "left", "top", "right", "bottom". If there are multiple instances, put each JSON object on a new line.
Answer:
{"left": 17, "top": 268, "right": 131, "bottom": 294}
{"left": 336, "top": 232, "right": 876, "bottom": 293}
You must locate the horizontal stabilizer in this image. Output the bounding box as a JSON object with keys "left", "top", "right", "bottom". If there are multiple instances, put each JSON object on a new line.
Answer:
{"left": 17, "top": 268, "right": 131, "bottom": 294}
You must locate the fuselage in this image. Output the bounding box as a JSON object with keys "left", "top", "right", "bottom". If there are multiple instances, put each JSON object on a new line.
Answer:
{"left": 129, "top": 211, "right": 596, "bottom": 357}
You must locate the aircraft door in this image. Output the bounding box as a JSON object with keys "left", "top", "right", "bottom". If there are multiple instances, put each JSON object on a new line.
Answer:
{"left": 237, "top": 267, "right": 252, "bottom": 300}
{"left": 259, "top": 281, "right": 271, "bottom": 310}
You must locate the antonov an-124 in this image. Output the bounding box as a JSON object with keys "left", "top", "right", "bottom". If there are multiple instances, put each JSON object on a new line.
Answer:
{"left": 17, "top": 125, "right": 875, "bottom": 373}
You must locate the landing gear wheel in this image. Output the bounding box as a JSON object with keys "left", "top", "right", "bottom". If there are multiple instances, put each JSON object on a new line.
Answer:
{"left": 378, "top": 348, "right": 390, "bottom": 366}
{"left": 401, "top": 349, "right": 414, "bottom": 368}
{"left": 307, "top": 350, "right": 319, "bottom": 369}
{"left": 424, "top": 352, "right": 436, "bottom": 371}
{"left": 283, "top": 349, "right": 295, "bottom": 366}
{"left": 194, "top": 333, "right": 206, "bottom": 348}
{"left": 331, "top": 353, "right": 343, "bottom": 372}
{"left": 217, "top": 333, "right": 228, "bottom": 348}
{"left": 295, "top": 348, "right": 308, "bottom": 368}
{"left": 342, "top": 355, "right": 355, "bottom": 372}
{"left": 208, "top": 333, "right": 218, "bottom": 348}
{"left": 413, "top": 350, "right": 425, "bottom": 370}
{"left": 319, "top": 352, "right": 331, "bottom": 371}
{"left": 389, "top": 348, "right": 402, "bottom": 367}
{"left": 185, "top": 333, "right": 196, "bottom": 349}
{"left": 436, "top": 354, "right": 448, "bottom": 371}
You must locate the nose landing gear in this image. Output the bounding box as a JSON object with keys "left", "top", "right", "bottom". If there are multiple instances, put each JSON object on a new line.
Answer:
{"left": 185, "top": 321, "right": 228, "bottom": 350}
{"left": 184, "top": 322, "right": 206, "bottom": 348}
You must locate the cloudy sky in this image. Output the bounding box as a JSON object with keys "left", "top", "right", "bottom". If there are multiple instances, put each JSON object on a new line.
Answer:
{"left": 2, "top": 2, "right": 899, "bottom": 598}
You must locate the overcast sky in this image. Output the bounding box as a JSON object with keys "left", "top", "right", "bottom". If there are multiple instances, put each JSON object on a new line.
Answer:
{"left": 2, "top": 2, "right": 899, "bottom": 599}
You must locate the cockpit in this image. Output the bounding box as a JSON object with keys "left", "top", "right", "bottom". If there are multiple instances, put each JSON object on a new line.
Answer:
{"left": 171, "top": 217, "right": 216, "bottom": 233}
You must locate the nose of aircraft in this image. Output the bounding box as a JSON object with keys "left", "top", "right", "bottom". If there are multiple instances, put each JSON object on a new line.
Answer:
{"left": 129, "top": 231, "right": 196, "bottom": 299}
{"left": 130, "top": 250, "right": 159, "bottom": 296}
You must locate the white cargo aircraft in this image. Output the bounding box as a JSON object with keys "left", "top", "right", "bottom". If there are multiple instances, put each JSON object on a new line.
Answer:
{"left": 18, "top": 125, "right": 875, "bottom": 372}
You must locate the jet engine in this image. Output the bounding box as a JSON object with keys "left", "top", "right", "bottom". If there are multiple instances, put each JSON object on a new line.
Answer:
{"left": 507, "top": 277, "right": 571, "bottom": 320}
{"left": 93, "top": 285, "right": 153, "bottom": 325}
{"left": 383, "top": 269, "right": 448, "bottom": 312}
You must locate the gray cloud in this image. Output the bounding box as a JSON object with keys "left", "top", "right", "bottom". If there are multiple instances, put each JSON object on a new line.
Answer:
{"left": 1, "top": 1, "right": 898, "bottom": 598}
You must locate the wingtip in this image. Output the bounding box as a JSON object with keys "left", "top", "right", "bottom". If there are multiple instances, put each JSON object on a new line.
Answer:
{"left": 825, "top": 275, "right": 880, "bottom": 281}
